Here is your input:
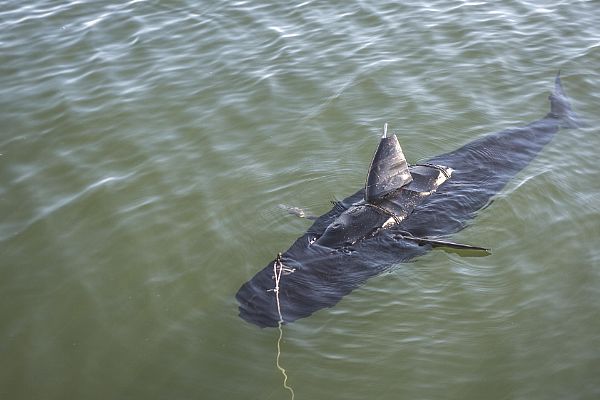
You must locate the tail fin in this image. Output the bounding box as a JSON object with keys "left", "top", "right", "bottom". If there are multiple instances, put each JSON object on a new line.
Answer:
{"left": 548, "top": 71, "right": 582, "bottom": 128}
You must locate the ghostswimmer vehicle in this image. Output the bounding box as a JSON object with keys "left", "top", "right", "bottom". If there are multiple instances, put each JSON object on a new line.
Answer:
{"left": 236, "top": 73, "right": 580, "bottom": 328}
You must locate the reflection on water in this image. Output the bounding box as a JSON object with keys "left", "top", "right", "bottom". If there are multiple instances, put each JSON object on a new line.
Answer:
{"left": 1, "top": 0, "right": 600, "bottom": 399}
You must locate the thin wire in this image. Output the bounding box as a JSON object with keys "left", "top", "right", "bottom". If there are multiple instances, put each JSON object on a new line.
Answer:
{"left": 273, "top": 255, "right": 284, "bottom": 321}
{"left": 276, "top": 323, "right": 294, "bottom": 400}
{"left": 272, "top": 254, "right": 295, "bottom": 400}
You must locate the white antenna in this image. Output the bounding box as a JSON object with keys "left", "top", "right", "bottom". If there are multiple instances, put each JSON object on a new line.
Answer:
{"left": 382, "top": 122, "right": 388, "bottom": 138}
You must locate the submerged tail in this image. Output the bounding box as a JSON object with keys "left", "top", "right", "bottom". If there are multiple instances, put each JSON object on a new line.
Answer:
{"left": 548, "top": 71, "right": 582, "bottom": 128}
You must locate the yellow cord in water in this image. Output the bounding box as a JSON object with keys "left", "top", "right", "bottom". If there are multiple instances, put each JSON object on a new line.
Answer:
{"left": 276, "top": 321, "right": 295, "bottom": 400}
{"left": 273, "top": 255, "right": 295, "bottom": 400}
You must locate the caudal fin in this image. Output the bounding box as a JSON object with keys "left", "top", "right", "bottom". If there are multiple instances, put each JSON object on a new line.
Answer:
{"left": 548, "top": 71, "right": 582, "bottom": 128}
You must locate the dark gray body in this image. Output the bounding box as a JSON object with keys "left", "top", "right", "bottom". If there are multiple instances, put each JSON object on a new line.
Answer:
{"left": 236, "top": 74, "right": 580, "bottom": 328}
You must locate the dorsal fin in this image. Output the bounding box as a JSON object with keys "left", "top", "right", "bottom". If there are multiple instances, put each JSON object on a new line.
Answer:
{"left": 365, "top": 124, "right": 412, "bottom": 203}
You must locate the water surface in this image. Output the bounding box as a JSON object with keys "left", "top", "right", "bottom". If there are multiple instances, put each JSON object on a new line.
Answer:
{"left": 1, "top": 1, "right": 599, "bottom": 399}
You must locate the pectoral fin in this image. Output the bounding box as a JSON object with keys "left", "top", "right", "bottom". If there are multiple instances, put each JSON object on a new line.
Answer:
{"left": 401, "top": 235, "right": 491, "bottom": 256}
{"left": 278, "top": 204, "right": 318, "bottom": 220}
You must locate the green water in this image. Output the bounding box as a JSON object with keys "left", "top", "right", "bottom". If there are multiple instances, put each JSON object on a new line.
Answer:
{"left": 1, "top": 1, "right": 599, "bottom": 399}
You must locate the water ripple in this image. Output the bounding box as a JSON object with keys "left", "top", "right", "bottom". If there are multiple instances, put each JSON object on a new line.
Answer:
{"left": 1, "top": 0, "right": 600, "bottom": 398}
